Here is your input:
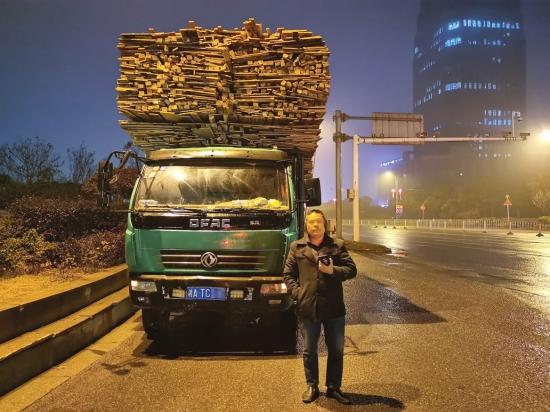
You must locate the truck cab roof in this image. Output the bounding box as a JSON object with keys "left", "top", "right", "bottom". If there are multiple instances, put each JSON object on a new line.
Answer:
{"left": 147, "top": 146, "right": 291, "bottom": 162}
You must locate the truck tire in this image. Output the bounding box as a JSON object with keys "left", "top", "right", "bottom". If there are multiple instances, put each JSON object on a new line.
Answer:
{"left": 142, "top": 309, "right": 169, "bottom": 340}
{"left": 279, "top": 310, "right": 298, "bottom": 354}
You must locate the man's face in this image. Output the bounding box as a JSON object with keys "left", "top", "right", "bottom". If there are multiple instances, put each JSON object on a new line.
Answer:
{"left": 306, "top": 212, "right": 325, "bottom": 238}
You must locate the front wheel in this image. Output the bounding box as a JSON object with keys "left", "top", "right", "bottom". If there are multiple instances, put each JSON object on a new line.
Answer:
{"left": 265, "top": 310, "right": 297, "bottom": 354}
{"left": 141, "top": 309, "right": 170, "bottom": 340}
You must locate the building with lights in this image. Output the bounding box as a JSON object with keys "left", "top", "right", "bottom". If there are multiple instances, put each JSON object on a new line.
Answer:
{"left": 409, "top": 0, "right": 526, "bottom": 185}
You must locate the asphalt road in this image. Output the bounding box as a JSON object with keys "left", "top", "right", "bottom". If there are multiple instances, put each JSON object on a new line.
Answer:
{"left": 343, "top": 225, "right": 550, "bottom": 310}
{"left": 20, "top": 245, "right": 549, "bottom": 411}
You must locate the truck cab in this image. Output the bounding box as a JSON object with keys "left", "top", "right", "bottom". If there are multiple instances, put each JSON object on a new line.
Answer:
{"left": 121, "top": 146, "right": 320, "bottom": 345}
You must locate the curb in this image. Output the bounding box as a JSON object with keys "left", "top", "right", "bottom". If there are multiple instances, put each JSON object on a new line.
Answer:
{"left": 0, "top": 288, "right": 137, "bottom": 396}
{"left": 0, "top": 266, "right": 128, "bottom": 344}
{"left": 345, "top": 240, "right": 392, "bottom": 254}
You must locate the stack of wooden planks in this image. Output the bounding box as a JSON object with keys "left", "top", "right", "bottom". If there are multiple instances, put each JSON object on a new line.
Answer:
{"left": 116, "top": 19, "right": 330, "bottom": 176}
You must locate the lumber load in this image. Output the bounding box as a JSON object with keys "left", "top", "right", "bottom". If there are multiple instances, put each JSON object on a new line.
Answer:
{"left": 116, "top": 18, "right": 330, "bottom": 176}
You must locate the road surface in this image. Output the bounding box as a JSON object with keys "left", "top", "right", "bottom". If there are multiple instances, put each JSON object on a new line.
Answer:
{"left": 9, "top": 241, "right": 548, "bottom": 411}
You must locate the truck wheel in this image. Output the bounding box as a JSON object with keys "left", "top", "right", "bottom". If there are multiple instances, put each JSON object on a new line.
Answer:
{"left": 279, "top": 310, "right": 298, "bottom": 354}
{"left": 142, "top": 309, "right": 169, "bottom": 340}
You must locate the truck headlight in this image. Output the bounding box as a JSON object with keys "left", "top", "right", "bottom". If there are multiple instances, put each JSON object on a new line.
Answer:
{"left": 130, "top": 280, "right": 157, "bottom": 292}
{"left": 260, "top": 283, "right": 287, "bottom": 295}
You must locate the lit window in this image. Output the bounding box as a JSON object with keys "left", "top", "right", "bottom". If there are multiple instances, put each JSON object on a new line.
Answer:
{"left": 445, "top": 37, "right": 462, "bottom": 47}
{"left": 448, "top": 21, "right": 460, "bottom": 30}
{"left": 445, "top": 82, "right": 462, "bottom": 91}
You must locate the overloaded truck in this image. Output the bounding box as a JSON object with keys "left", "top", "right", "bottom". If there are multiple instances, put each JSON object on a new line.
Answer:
{"left": 99, "top": 19, "right": 330, "bottom": 347}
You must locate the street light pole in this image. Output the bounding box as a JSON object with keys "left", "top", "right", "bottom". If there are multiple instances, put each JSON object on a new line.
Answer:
{"left": 334, "top": 110, "right": 343, "bottom": 238}
{"left": 394, "top": 175, "right": 399, "bottom": 221}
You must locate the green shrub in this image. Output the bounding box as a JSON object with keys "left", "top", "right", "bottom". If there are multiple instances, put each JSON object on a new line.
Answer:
{"left": 79, "top": 231, "right": 125, "bottom": 269}
{"left": 0, "top": 228, "right": 55, "bottom": 274}
{"left": 0, "top": 181, "right": 82, "bottom": 209}
{"left": 45, "top": 230, "right": 125, "bottom": 270}
{"left": 8, "top": 196, "right": 125, "bottom": 242}
{"left": 537, "top": 216, "right": 550, "bottom": 224}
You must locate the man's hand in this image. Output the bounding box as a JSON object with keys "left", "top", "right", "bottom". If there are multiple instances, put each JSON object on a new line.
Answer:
{"left": 318, "top": 258, "right": 334, "bottom": 275}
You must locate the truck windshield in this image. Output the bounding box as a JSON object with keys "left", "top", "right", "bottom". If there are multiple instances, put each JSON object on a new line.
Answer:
{"left": 134, "top": 164, "right": 290, "bottom": 211}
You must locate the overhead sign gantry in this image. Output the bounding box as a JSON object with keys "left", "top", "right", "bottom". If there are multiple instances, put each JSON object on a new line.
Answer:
{"left": 332, "top": 110, "right": 529, "bottom": 240}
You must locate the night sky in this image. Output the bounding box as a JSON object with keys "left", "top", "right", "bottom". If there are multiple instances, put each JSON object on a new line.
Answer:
{"left": 1, "top": 0, "right": 548, "bottom": 201}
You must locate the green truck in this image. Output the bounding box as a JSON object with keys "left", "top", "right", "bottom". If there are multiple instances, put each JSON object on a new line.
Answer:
{"left": 101, "top": 146, "right": 320, "bottom": 346}
{"left": 105, "top": 21, "right": 329, "bottom": 348}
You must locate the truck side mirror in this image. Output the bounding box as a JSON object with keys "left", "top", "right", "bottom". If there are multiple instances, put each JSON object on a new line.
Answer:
{"left": 304, "top": 178, "right": 321, "bottom": 206}
{"left": 97, "top": 160, "right": 114, "bottom": 208}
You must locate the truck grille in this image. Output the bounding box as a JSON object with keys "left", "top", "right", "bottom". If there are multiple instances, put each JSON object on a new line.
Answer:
{"left": 160, "top": 250, "right": 268, "bottom": 271}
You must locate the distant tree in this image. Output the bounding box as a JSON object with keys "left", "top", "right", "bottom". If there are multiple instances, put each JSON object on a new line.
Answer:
{"left": 532, "top": 189, "right": 550, "bottom": 215}
{"left": 67, "top": 142, "right": 96, "bottom": 184}
{"left": 0, "top": 137, "right": 62, "bottom": 184}
{"left": 0, "top": 174, "right": 12, "bottom": 185}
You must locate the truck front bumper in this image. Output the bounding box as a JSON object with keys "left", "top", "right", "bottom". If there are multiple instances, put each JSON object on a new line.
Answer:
{"left": 129, "top": 274, "right": 294, "bottom": 313}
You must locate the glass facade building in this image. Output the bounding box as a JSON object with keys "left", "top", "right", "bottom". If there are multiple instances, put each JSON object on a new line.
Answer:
{"left": 410, "top": 0, "right": 526, "bottom": 185}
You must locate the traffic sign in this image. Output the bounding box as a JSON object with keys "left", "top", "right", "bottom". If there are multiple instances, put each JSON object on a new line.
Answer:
{"left": 420, "top": 204, "right": 426, "bottom": 211}
{"left": 396, "top": 204, "right": 404, "bottom": 216}
{"left": 504, "top": 194, "right": 512, "bottom": 206}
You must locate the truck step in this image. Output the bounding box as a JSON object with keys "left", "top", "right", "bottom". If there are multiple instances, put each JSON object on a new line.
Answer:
{"left": 0, "top": 287, "right": 136, "bottom": 395}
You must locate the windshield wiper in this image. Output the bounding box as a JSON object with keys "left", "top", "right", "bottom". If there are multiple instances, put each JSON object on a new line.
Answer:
{"left": 207, "top": 207, "right": 290, "bottom": 213}
{"left": 132, "top": 206, "right": 201, "bottom": 213}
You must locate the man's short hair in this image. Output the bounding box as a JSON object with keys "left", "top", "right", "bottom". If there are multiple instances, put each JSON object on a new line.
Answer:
{"left": 306, "top": 208, "right": 328, "bottom": 229}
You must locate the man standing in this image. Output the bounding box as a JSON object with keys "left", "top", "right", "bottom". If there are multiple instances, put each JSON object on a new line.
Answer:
{"left": 283, "top": 209, "right": 357, "bottom": 404}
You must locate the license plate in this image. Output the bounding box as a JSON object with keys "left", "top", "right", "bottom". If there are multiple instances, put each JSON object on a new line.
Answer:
{"left": 185, "top": 287, "right": 227, "bottom": 301}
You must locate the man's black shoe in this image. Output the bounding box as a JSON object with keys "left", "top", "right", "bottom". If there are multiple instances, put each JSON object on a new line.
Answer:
{"left": 302, "top": 385, "right": 320, "bottom": 403}
{"left": 326, "top": 388, "right": 352, "bottom": 405}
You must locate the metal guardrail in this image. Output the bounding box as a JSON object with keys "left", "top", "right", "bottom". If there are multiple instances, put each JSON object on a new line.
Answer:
{"left": 342, "top": 218, "right": 549, "bottom": 234}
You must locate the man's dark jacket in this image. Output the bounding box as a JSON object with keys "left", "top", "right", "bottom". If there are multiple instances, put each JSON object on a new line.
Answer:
{"left": 283, "top": 234, "right": 357, "bottom": 321}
